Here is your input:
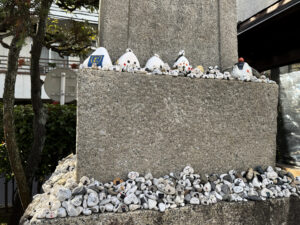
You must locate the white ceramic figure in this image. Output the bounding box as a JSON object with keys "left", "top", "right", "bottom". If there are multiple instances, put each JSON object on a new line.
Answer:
{"left": 81, "top": 47, "right": 113, "bottom": 69}
{"left": 223, "top": 71, "right": 233, "bottom": 80}
{"left": 145, "top": 54, "right": 165, "bottom": 71}
{"left": 232, "top": 58, "right": 253, "bottom": 81}
{"left": 162, "top": 63, "right": 171, "bottom": 75}
{"left": 188, "top": 67, "right": 202, "bottom": 78}
{"left": 116, "top": 48, "right": 140, "bottom": 69}
{"left": 173, "top": 50, "right": 191, "bottom": 71}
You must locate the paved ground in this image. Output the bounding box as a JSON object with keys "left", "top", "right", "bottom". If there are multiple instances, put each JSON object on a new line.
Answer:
{"left": 277, "top": 163, "right": 300, "bottom": 177}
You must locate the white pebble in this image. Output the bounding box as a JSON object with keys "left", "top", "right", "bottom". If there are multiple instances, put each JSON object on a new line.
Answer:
{"left": 190, "top": 197, "right": 200, "bottom": 205}
{"left": 57, "top": 188, "right": 71, "bottom": 202}
{"left": 105, "top": 203, "right": 114, "bottom": 212}
{"left": 148, "top": 199, "right": 157, "bottom": 210}
{"left": 158, "top": 202, "right": 166, "bottom": 212}
{"left": 57, "top": 207, "right": 67, "bottom": 218}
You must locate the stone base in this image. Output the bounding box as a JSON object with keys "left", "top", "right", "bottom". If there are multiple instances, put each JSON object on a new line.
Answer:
{"left": 35, "top": 197, "right": 300, "bottom": 225}
{"left": 77, "top": 70, "right": 278, "bottom": 182}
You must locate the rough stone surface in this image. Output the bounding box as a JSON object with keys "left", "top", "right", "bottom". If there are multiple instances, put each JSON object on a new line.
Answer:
{"left": 77, "top": 70, "right": 278, "bottom": 182}
{"left": 33, "top": 197, "right": 300, "bottom": 225}
{"left": 99, "top": 0, "right": 237, "bottom": 70}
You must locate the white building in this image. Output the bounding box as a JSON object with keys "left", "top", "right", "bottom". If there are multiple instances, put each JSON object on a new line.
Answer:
{"left": 0, "top": 4, "right": 98, "bottom": 101}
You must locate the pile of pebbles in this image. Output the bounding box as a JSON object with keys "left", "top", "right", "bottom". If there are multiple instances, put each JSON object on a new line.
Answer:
{"left": 90, "top": 65, "right": 276, "bottom": 84}
{"left": 23, "top": 154, "right": 300, "bottom": 224}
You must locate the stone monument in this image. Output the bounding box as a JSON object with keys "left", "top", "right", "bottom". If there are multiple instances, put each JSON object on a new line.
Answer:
{"left": 76, "top": 0, "right": 278, "bottom": 183}
{"left": 98, "top": 0, "right": 238, "bottom": 70}
{"left": 21, "top": 1, "right": 294, "bottom": 224}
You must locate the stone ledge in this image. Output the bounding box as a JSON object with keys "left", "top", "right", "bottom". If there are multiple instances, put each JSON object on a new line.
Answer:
{"left": 34, "top": 197, "right": 300, "bottom": 225}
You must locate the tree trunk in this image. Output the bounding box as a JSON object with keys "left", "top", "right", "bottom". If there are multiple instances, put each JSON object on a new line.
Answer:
{"left": 3, "top": 35, "right": 31, "bottom": 211}
{"left": 9, "top": 194, "right": 23, "bottom": 225}
{"left": 26, "top": 0, "right": 53, "bottom": 184}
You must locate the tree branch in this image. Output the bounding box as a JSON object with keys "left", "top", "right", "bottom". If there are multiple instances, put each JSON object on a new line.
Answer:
{"left": 0, "top": 39, "right": 10, "bottom": 49}
{"left": 0, "top": 31, "right": 13, "bottom": 39}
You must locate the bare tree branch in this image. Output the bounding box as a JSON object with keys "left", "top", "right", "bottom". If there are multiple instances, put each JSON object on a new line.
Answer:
{"left": 0, "top": 39, "right": 10, "bottom": 49}
{"left": 0, "top": 31, "right": 13, "bottom": 39}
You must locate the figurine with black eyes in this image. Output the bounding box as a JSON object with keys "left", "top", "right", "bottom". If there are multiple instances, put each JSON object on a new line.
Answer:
{"left": 116, "top": 48, "right": 140, "bottom": 71}
{"left": 145, "top": 54, "right": 165, "bottom": 72}
{"left": 173, "top": 50, "right": 192, "bottom": 72}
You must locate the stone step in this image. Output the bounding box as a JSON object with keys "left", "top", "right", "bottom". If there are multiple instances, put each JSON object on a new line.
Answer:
{"left": 34, "top": 197, "right": 300, "bottom": 225}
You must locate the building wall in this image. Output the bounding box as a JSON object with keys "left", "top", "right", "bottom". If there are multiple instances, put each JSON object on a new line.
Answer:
{"left": 0, "top": 37, "right": 33, "bottom": 58}
{"left": 0, "top": 74, "right": 50, "bottom": 100}
{"left": 237, "top": 0, "right": 279, "bottom": 22}
{"left": 49, "top": 4, "right": 98, "bottom": 24}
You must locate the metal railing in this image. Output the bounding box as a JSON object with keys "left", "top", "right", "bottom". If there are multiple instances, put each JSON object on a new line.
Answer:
{"left": 0, "top": 55, "right": 80, "bottom": 75}
{"left": 0, "top": 175, "right": 47, "bottom": 223}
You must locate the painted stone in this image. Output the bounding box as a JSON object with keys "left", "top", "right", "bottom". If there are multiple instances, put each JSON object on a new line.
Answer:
{"left": 232, "top": 57, "right": 253, "bottom": 81}
{"left": 116, "top": 48, "right": 140, "bottom": 69}
{"left": 81, "top": 47, "right": 113, "bottom": 69}
{"left": 173, "top": 50, "right": 191, "bottom": 71}
{"left": 145, "top": 54, "right": 165, "bottom": 71}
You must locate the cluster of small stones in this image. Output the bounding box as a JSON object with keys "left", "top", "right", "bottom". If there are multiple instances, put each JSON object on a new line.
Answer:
{"left": 23, "top": 154, "right": 300, "bottom": 224}
{"left": 88, "top": 65, "right": 276, "bottom": 84}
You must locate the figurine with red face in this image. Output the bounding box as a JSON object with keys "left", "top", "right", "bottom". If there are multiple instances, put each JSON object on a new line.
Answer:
{"left": 232, "top": 57, "right": 253, "bottom": 81}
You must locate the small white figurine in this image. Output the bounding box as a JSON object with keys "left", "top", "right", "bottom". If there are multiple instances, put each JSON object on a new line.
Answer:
{"left": 145, "top": 54, "right": 165, "bottom": 72}
{"left": 81, "top": 47, "right": 113, "bottom": 69}
{"left": 232, "top": 57, "right": 253, "bottom": 81}
{"left": 207, "top": 66, "right": 216, "bottom": 79}
{"left": 169, "top": 70, "right": 179, "bottom": 77}
{"left": 214, "top": 66, "right": 224, "bottom": 80}
{"left": 188, "top": 67, "right": 203, "bottom": 79}
{"left": 161, "top": 63, "right": 171, "bottom": 75}
{"left": 116, "top": 48, "right": 140, "bottom": 70}
{"left": 223, "top": 71, "right": 233, "bottom": 80}
{"left": 173, "top": 50, "right": 191, "bottom": 71}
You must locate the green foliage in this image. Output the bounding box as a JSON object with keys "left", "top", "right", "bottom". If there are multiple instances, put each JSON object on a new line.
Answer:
{"left": 0, "top": 0, "right": 32, "bottom": 35}
{"left": 0, "top": 103, "right": 76, "bottom": 181}
{"left": 45, "top": 18, "right": 97, "bottom": 58}
{"left": 55, "top": 0, "right": 98, "bottom": 12}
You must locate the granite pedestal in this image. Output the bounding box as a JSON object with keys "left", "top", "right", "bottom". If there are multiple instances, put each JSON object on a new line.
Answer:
{"left": 76, "top": 70, "right": 278, "bottom": 182}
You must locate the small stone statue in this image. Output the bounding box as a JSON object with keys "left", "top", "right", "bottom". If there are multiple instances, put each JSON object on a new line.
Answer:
{"left": 232, "top": 57, "right": 253, "bottom": 81}
{"left": 173, "top": 50, "right": 191, "bottom": 72}
{"left": 81, "top": 47, "right": 113, "bottom": 69}
{"left": 116, "top": 48, "right": 140, "bottom": 70}
{"left": 145, "top": 54, "right": 165, "bottom": 72}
